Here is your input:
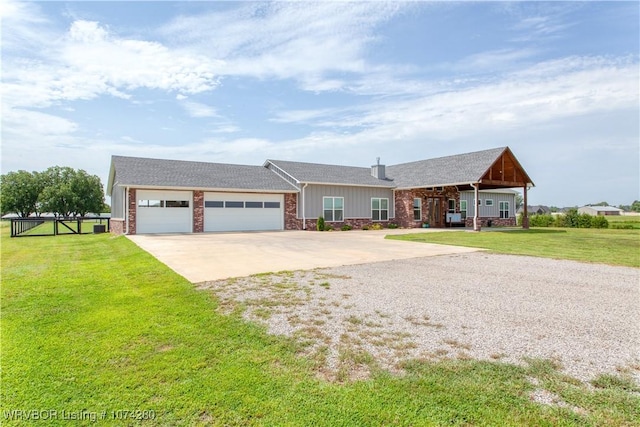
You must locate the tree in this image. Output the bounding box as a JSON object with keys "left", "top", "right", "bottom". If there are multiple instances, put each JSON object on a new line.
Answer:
{"left": 38, "top": 167, "right": 105, "bottom": 217}
{"left": 514, "top": 193, "right": 523, "bottom": 210}
{"left": 39, "top": 166, "right": 77, "bottom": 217}
{"left": 69, "top": 170, "right": 105, "bottom": 216}
{"left": 631, "top": 200, "right": 640, "bottom": 213}
{"left": 0, "top": 170, "right": 43, "bottom": 217}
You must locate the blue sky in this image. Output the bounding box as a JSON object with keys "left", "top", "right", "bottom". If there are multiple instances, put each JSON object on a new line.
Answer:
{"left": 2, "top": 1, "right": 638, "bottom": 207}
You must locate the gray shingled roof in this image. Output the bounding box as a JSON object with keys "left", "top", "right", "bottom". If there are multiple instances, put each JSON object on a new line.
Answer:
{"left": 110, "top": 156, "right": 298, "bottom": 192}
{"left": 387, "top": 147, "right": 508, "bottom": 188}
{"left": 266, "top": 159, "right": 396, "bottom": 188}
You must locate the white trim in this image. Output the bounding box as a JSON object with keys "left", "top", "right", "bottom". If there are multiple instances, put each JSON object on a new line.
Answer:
{"left": 499, "top": 201, "right": 510, "bottom": 219}
{"left": 300, "top": 181, "right": 395, "bottom": 189}
{"left": 371, "top": 197, "right": 389, "bottom": 222}
{"left": 413, "top": 197, "right": 422, "bottom": 221}
{"left": 302, "top": 183, "right": 308, "bottom": 229}
{"left": 322, "top": 196, "right": 345, "bottom": 222}
{"left": 484, "top": 199, "right": 494, "bottom": 207}
{"left": 265, "top": 161, "right": 301, "bottom": 188}
{"left": 117, "top": 184, "right": 298, "bottom": 193}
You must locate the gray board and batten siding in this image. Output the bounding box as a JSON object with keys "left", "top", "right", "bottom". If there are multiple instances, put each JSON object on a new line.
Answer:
{"left": 300, "top": 184, "right": 395, "bottom": 220}
{"left": 110, "top": 176, "right": 126, "bottom": 219}
{"left": 460, "top": 190, "right": 516, "bottom": 218}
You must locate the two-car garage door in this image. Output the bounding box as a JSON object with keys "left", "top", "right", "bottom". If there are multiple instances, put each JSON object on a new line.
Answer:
{"left": 136, "top": 190, "right": 284, "bottom": 233}
{"left": 204, "top": 192, "right": 283, "bottom": 232}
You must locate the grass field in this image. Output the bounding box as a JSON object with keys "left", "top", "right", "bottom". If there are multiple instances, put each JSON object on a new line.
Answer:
{"left": 388, "top": 228, "right": 640, "bottom": 268}
{"left": 607, "top": 215, "right": 640, "bottom": 229}
{"left": 2, "top": 227, "right": 639, "bottom": 425}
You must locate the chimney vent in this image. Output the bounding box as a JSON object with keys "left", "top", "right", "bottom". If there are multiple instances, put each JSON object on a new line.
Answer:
{"left": 371, "top": 159, "right": 386, "bottom": 180}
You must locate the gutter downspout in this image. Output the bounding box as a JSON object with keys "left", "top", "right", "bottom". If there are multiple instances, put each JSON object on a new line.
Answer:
{"left": 302, "top": 183, "right": 308, "bottom": 230}
{"left": 124, "top": 186, "right": 130, "bottom": 235}
{"left": 471, "top": 183, "right": 480, "bottom": 232}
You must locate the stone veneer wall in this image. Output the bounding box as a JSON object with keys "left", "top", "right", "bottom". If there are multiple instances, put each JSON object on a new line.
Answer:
{"left": 395, "top": 186, "right": 460, "bottom": 228}
{"left": 193, "top": 191, "right": 204, "bottom": 233}
{"left": 110, "top": 219, "right": 125, "bottom": 235}
{"left": 127, "top": 188, "right": 137, "bottom": 235}
{"left": 304, "top": 218, "right": 391, "bottom": 230}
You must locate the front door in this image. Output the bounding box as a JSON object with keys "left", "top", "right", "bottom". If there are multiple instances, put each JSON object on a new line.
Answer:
{"left": 427, "top": 197, "right": 444, "bottom": 227}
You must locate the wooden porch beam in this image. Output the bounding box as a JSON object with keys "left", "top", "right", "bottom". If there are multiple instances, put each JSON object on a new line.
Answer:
{"left": 479, "top": 179, "right": 527, "bottom": 187}
{"left": 523, "top": 185, "right": 529, "bottom": 229}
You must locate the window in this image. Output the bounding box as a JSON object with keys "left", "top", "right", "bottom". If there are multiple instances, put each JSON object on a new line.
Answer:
{"left": 225, "top": 201, "right": 244, "bottom": 208}
{"left": 205, "top": 201, "right": 224, "bottom": 208}
{"left": 165, "top": 200, "right": 189, "bottom": 208}
{"left": 264, "top": 202, "right": 281, "bottom": 209}
{"left": 138, "top": 200, "right": 163, "bottom": 207}
{"left": 473, "top": 198, "right": 482, "bottom": 206}
{"left": 460, "top": 200, "right": 467, "bottom": 220}
{"left": 245, "top": 201, "right": 263, "bottom": 208}
{"left": 413, "top": 198, "right": 421, "bottom": 221}
{"left": 371, "top": 198, "right": 389, "bottom": 221}
{"left": 485, "top": 199, "right": 494, "bottom": 207}
{"left": 499, "top": 201, "right": 509, "bottom": 219}
{"left": 448, "top": 199, "right": 456, "bottom": 213}
{"left": 323, "top": 197, "right": 344, "bottom": 222}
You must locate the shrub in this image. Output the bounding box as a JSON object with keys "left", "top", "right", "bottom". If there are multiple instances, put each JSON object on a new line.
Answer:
{"left": 323, "top": 224, "right": 334, "bottom": 231}
{"left": 590, "top": 215, "right": 609, "bottom": 229}
{"left": 564, "top": 208, "right": 579, "bottom": 228}
{"left": 316, "top": 216, "right": 325, "bottom": 231}
{"left": 370, "top": 223, "right": 383, "bottom": 230}
{"left": 341, "top": 224, "right": 352, "bottom": 231}
{"left": 529, "top": 214, "right": 554, "bottom": 227}
{"left": 387, "top": 223, "right": 399, "bottom": 229}
{"left": 577, "top": 213, "right": 592, "bottom": 228}
{"left": 553, "top": 214, "right": 566, "bottom": 228}
{"left": 361, "top": 225, "right": 369, "bottom": 230}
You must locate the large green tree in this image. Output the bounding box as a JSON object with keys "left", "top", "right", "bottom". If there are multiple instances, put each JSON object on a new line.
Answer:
{"left": 39, "top": 167, "right": 105, "bottom": 217}
{"left": 2, "top": 166, "right": 105, "bottom": 217}
{"left": 0, "top": 170, "right": 43, "bottom": 217}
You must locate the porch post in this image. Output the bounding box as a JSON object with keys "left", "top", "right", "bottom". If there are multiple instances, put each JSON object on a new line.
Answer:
{"left": 523, "top": 185, "right": 529, "bottom": 229}
{"left": 473, "top": 183, "right": 480, "bottom": 231}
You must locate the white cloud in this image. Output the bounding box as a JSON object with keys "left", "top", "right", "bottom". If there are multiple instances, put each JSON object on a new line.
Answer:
{"left": 181, "top": 101, "right": 218, "bottom": 118}
{"left": 160, "top": 2, "right": 405, "bottom": 88}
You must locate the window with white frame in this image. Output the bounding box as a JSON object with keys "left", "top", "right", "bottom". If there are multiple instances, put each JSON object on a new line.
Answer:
{"left": 323, "top": 197, "right": 344, "bottom": 222}
{"left": 485, "top": 199, "right": 494, "bottom": 207}
{"left": 448, "top": 199, "right": 456, "bottom": 213}
{"left": 413, "top": 198, "right": 421, "bottom": 221}
{"left": 473, "top": 198, "right": 482, "bottom": 206}
{"left": 372, "top": 198, "right": 389, "bottom": 221}
{"left": 499, "top": 201, "right": 509, "bottom": 219}
{"left": 460, "top": 200, "right": 467, "bottom": 220}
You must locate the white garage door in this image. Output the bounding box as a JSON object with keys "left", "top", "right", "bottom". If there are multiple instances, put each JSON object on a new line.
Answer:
{"left": 137, "top": 190, "right": 192, "bottom": 234}
{"left": 204, "top": 193, "right": 284, "bottom": 232}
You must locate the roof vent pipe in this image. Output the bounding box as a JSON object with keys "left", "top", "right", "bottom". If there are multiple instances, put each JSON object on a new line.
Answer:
{"left": 371, "top": 159, "right": 385, "bottom": 180}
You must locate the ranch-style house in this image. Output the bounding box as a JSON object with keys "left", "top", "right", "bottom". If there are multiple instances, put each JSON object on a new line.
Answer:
{"left": 107, "top": 146, "right": 534, "bottom": 235}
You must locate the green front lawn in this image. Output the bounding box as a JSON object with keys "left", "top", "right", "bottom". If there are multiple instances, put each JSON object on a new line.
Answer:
{"left": 2, "top": 229, "right": 638, "bottom": 425}
{"left": 388, "top": 228, "right": 640, "bottom": 268}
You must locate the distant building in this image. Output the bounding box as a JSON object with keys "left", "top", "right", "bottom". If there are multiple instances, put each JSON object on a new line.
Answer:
{"left": 578, "top": 206, "right": 623, "bottom": 216}
{"left": 517, "top": 205, "right": 551, "bottom": 215}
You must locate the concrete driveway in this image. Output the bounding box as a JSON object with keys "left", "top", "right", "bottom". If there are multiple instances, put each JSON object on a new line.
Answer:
{"left": 127, "top": 229, "right": 480, "bottom": 282}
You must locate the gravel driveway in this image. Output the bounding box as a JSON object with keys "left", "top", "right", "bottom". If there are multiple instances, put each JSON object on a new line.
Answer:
{"left": 198, "top": 253, "right": 640, "bottom": 384}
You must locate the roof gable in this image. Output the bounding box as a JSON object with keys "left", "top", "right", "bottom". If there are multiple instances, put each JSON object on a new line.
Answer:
{"left": 108, "top": 156, "right": 298, "bottom": 194}
{"left": 387, "top": 147, "right": 508, "bottom": 188}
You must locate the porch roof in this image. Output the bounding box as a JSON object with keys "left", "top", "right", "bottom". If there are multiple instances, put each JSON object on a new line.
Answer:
{"left": 387, "top": 146, "right": 534, "bottom": 190}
